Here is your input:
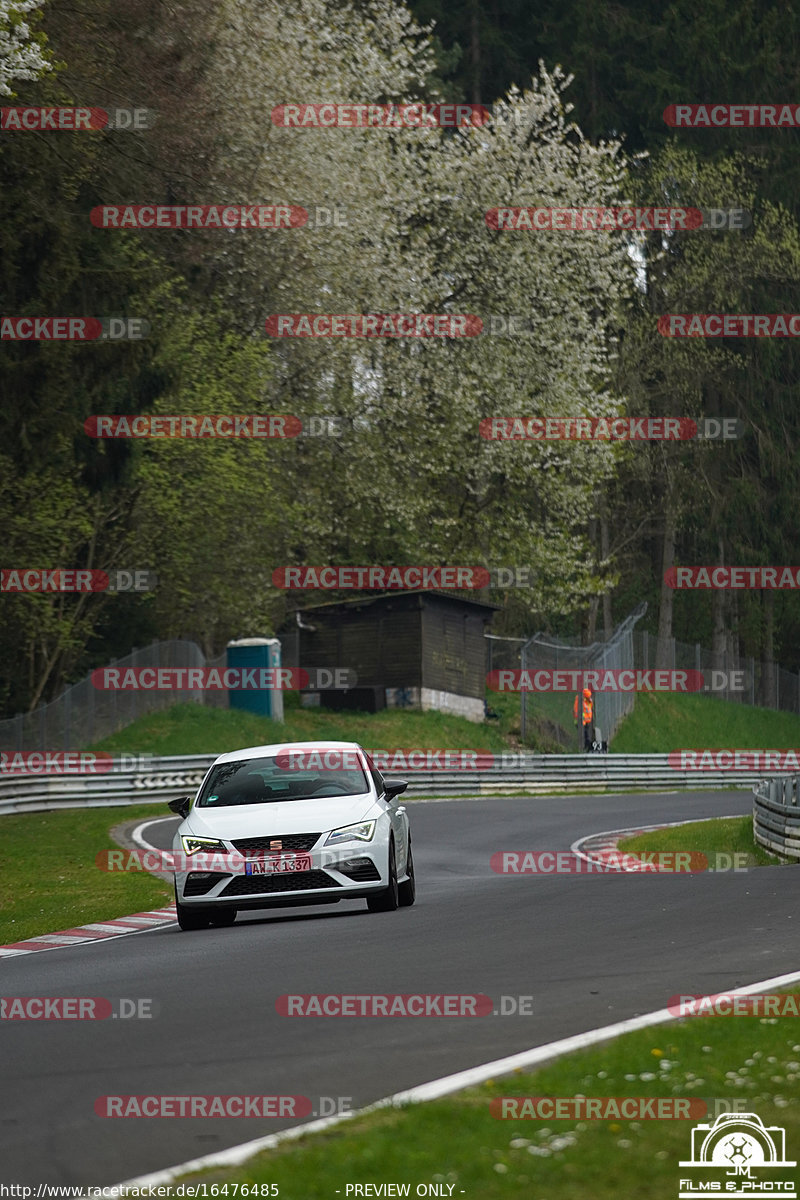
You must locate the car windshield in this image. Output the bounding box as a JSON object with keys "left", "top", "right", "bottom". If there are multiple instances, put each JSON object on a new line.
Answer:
{"left": 196, "top": 754, "right": 370, "bottom": 807}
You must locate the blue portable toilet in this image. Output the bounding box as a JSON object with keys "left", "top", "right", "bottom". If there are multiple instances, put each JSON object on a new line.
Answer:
{"left": 226, "top": 637, "right": 284, "bottom": 722}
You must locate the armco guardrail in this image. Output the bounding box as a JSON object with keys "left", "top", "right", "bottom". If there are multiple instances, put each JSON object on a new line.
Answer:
{"left": 0, "top": 755, "right": 218, "bottom": 815}
{"left": 753, "top": 775, "right": 800, "bottom": 860}
{"left": 0, "top": 753, "right": 789, "bottom": 815}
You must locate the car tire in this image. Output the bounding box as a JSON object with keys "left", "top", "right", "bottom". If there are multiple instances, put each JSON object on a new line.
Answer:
{"left": 174, "top": 884, "right": 211, "bottom": 931}
{"left": 397, "top": 840, "right": 415, "bottom": 907}
{"left": 366, "top": 839, "right": 399, "bottom": 912}
{"left": 208, "top": 908, "right": 237, "bottom": 927}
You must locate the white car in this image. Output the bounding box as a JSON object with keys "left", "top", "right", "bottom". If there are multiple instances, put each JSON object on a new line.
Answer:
{"left": 168, "top": 740, "right": 415, "bottom": 931}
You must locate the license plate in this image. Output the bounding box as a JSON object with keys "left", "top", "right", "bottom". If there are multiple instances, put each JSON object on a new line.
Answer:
{"left": 245, "top": 854, "right": 312, "bottom": 875}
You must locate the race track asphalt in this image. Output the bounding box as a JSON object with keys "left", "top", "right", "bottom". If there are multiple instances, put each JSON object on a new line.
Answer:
{"left": 2, "top": 789, "right": 797, "bottom": 1186}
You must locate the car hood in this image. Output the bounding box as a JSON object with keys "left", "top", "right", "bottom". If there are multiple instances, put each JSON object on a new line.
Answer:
{"left": 183, "top": 794, "right": 378, "bottom": 839}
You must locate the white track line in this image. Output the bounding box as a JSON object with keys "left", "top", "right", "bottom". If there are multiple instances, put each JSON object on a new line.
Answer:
{"left": 114, "top": 963, "right": 800, "bottom": 1191}
{"left": 132, "top": 816, "right": 179, "bottom": 848}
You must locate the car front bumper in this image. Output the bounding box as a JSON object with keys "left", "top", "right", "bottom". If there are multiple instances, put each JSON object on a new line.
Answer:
{"left": 173, "top": 841, "right": 390, "bottom": 909}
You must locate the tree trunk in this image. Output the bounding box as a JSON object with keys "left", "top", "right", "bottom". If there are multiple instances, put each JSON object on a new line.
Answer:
{"left": 470, "top": 0, "right": 481, "bottom": 105}
{"left": 655, "top": 510, "right": 676, "bottom": 669}
{"left": 600, "top": 512, "right": 613, "bottom": 639}
{"left": 711, "top": 539, "right": 727, "bottom": 674}
{"left": 587, "top": 596, "right": 599, "bottom": 643}
{"left": 762, "top": 588, "right": 776, "bottom": 707}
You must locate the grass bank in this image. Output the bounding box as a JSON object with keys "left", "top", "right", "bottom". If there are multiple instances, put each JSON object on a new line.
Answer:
{"left": 0, "top": 804, "right": 172, "bottom": 944}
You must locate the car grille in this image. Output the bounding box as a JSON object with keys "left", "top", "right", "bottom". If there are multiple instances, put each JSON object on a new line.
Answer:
{"left": 335, "top": 857, "right": 381, "bottom": 882}
{"left": 220, "top": 870, "right": 342, "bottom": 896}
{"left": 185, "top": 872, "right": 231, "bottom": 896}
{"left": 232, "top": 833, "right": 321, "bottom": 854}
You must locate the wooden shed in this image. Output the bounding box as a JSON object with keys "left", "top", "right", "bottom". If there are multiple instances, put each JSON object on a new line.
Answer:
{"left": 280, "top": 590, "right": 497, "bottom": 721}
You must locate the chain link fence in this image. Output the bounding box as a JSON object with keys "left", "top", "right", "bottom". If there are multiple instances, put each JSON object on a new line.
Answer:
{"left": 0, "top": 641, "right": 227, "bottom": 753}
{"left": 637, "top": 631, "right": 800, "bottom": 712}
{"left": 520, "top": 604, "right": 646, "bottom": 750}
{"left": 516, "top": 614, "right": 800, "bottom": 751}
{"left": 3, "top": 617, "right": 800, "bottom": 754}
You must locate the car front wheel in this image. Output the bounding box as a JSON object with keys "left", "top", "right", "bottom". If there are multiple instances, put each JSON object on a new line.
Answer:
{"left": 366, "top": 839, "right": 399, "bottom": 912}
{"left": 174, "top": 883, "right": 210, "bottom": 931}
{"left": 398, "top": 840, "right": 415, "bottom": 907}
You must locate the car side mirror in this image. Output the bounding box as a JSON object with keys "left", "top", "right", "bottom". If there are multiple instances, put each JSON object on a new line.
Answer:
{"left": 383, "top": 777, "right": 408, "bottom": 800}
{"left": 168, "top": 796, "right": 192, "bottom": 818}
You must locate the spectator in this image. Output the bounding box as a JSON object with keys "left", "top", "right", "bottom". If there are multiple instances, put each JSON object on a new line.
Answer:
{"left": 573, "top": 686, "right": 594, "bottom": 751}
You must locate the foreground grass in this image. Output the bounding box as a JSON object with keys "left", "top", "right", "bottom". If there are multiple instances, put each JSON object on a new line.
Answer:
{"left": 167, "top": 999, "right": 800, "bottom": 1200}
{"left": 618, "top": 815, "right": 784, "bottom": 869}
{"left": 0, "top": 804, "right": 171, "bottom": 943}
{"left": 612, "top": 691, "right": 800, "bottom": 754}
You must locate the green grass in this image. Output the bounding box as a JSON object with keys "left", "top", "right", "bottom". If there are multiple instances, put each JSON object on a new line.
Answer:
{"left": 618, "top": 815, "right": 784, "bottom": 868}
{"left": 164, "top": 997, "right": 800, "bottom": 1200}
{"left": 89, "top": 694, "right": 545, "bottom": 756}
{"left": 612, "top": 691, "right": 800, "bottom": 754}
{"left": 515, "top": 689, "right": 580, "bottom": 751}
{"left": 0, "top": 804, "right": 172, "bottom": 943}
{"left": 88, "top": 691, "right": 800, "bottom": 761}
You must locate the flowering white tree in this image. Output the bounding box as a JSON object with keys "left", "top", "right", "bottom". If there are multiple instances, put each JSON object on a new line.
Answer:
{"left": 142, "top": 0, "right": 637, "bottom": 619}
{"left": 0, "top": 0, "right": 51, "bottom": 95}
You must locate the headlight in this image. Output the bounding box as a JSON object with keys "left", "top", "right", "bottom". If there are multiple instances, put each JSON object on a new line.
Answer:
{"left": 324, "top": 820, "right": 376, "bottom": 847}
{"left": 181, "top": 835, "right": 227, "bottom": 854}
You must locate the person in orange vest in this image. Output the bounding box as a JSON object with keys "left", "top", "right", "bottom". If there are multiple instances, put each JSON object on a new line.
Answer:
{"left": 573, "top": 686, "right": 593, "bottom": 751}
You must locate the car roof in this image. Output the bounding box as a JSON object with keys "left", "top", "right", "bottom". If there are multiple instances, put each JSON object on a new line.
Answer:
{"left": 211, "top": 740, "right": 364, "bottom": 766}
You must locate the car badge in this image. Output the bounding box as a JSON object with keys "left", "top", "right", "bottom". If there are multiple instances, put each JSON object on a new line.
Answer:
{"left": 270, "top": 839, "right": 282, "bottom": 850}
